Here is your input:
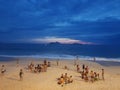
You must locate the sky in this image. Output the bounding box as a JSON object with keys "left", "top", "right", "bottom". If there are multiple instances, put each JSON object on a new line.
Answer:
{"left": 0, "top": 0, "right": 120, "bottom": 44}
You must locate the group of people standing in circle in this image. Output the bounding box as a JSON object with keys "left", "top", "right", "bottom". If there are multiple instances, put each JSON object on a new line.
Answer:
{"left": 76, "top": 64, "right": 104, "bottom": 82}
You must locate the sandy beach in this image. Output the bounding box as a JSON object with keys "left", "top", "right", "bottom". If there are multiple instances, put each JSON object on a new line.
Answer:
{"left": 0, "top": 58, "right": 120, "bottom": 90}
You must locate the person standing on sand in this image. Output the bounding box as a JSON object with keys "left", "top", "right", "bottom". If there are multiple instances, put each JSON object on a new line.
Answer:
{"left": 1, "top": 65, "right": 6, "bottom": 76}
{"left": 102, "top": 69, "right": 104, "bottom": 80}
{"left": 82, "top": 64, "right": 85, "bottom": 71}
{"left": 19, "top": 69, "right": 24, "bottom": 81}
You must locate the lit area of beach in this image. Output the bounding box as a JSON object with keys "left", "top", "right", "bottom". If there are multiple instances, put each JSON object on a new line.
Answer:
{"left": 0, "top": 58, "right": 120, "bottom": 90}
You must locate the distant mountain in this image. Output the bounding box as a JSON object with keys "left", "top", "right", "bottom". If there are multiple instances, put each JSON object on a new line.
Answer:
{"left": 48, "top": 42, "right": 84, "bottom": 45}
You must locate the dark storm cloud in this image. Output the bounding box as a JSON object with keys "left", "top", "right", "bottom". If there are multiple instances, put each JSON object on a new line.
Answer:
{"left": 0, "top": 0, "right": 120, "bottom": 44}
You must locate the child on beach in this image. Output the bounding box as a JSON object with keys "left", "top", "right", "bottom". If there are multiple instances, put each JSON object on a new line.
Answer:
{"left": 19, "top": 69, "right": 24, "bottom": 81}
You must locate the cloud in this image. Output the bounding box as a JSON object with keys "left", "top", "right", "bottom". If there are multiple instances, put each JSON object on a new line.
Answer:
{"left": 0, "top": 0, "right": 120, "bottom": 45}
{"left": 29, "top": 37, "right": 94, "bottom": 44}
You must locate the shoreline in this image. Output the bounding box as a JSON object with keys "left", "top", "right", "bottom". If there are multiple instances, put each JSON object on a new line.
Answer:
{"left": 0, "top": 56, "right": 120, "bottom": 67}
{"left": 88, "top": 60, "right": 120, "bottom": 66}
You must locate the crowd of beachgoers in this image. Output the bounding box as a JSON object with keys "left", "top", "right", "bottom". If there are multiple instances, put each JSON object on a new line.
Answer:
{"left": 0, "top": 59, "right": 105, "bottom": 88}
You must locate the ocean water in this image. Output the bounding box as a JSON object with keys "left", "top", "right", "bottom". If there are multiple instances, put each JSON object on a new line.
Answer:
{"left": 0, "top": 43, "right": 120, "bottom": 62}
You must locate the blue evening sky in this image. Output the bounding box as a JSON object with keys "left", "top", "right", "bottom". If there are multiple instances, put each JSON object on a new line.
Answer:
{"left": 0, "top": 0, "right": 120, "bottom": 44}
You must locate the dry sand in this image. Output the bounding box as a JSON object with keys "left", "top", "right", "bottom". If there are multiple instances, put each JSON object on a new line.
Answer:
{"left": 0, "top": 59, "right": 120, "bottom": 90}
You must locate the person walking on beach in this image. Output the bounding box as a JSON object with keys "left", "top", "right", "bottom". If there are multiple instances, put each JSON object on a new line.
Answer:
{"left": 102, "top": 69, "right": 104, "bottom": 80}
{"left": 1, "top": 65, "right": 6, "bottom": 76}
{"left": 19, "top": 69, "right": 24, "bottom": 81}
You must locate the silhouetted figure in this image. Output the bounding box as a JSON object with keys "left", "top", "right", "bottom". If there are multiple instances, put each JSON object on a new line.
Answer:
{"left": 19, "top": 69, "right": 24, "bottom": 81}
{"left": 82, "top": 64, "right": 85, "bottom": 70}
